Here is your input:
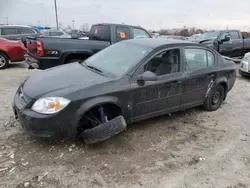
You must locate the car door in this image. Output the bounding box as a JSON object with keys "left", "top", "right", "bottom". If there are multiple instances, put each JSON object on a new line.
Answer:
{"left": 129, "top": 48, "right": 185, "bottom": 122}
{"left": 228, "top": 31, "right": 244, "bottom": 57}
{"left": 181, "top": 47, "right": 217, "bottom": 109}
{"left": 218, "top": 31, "right": 233, "bottom": 57}
{"left": 1, "top": 27, "right": 21, "bottom": 40}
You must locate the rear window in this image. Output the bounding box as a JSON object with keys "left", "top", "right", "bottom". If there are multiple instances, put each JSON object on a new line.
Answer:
{"left": 90, "top": 25, "right": 111, "bottom": 41}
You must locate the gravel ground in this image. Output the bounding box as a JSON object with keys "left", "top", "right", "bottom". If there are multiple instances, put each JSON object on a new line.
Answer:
{"left": 0, "top": 62, "right": 250, "bottom": 188}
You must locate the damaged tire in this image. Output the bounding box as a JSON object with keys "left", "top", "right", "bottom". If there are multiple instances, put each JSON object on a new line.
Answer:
{"left": 81, "top": 115, "right": 127, "bottom": 144}
{"left": 203, "top": 84, "right": 225, "bottom": 111}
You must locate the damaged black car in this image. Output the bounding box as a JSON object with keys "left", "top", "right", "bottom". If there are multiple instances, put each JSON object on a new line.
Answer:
{"left": 12, "top": 38, "right": 236, "bottom": 144}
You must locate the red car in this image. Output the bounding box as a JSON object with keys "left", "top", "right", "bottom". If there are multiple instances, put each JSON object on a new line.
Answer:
{"left": 0, "top": 38, "right": 26, "bottom": 69}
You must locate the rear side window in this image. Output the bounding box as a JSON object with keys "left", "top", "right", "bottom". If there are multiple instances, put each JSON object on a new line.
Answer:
{"left": 184, "top": 48, "right": 215, "bottom": 70}
{"left": 90, "top": 25, "right": 111, "bottom": 41}
{"left": 1, "top": 28, "right": 20, "bottom": 35}
{"left": 132, "top": 28, "right": 150, "bottom": 39}
{"left": 115, "top": 26, "right": 130, "bottom": 42}
{"left": 19, "top": 28, "right": 36, "bottom": 34}
{"left": 50, "top": 31, "right": 64, "bottom": 36}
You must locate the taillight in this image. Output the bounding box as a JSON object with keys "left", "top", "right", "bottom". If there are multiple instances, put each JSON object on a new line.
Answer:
{"left": 37, "top": 41, "right": 44, "bottom": 56}
{"left": 39, "top": 34, "right": 44, "bottom": 38}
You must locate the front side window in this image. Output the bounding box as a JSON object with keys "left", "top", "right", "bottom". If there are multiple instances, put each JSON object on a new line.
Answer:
{"left": 83, "top": 42, "right": 152, "bottom": 77}
{"left": 132, "top": 28, "right": 150, "bottom": 39}
{"left": 229, "top": 31, "right": 240, "bottom": 39}
{"left": 144, "top": 49, "right": 180, "bottom": 76}
{"left": 185, "top": 48, "right": 215, "bottom": 70}
{"left": 1, "top": 28, "right": 20, "bottom": 35}
{"left": 115, "top": 26, "right": 130, "bottom": 41}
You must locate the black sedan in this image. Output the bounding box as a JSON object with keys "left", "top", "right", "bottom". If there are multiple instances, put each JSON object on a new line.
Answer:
{"left": 12, "top": 38, "right": 236, "bottom": 144}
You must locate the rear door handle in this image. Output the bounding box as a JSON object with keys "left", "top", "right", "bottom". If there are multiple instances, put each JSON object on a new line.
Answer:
{"left": 171, "top": 80, "right": 182, "bottom": 86}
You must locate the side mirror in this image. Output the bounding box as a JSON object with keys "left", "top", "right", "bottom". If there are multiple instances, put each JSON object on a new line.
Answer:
{"left": 221, "top": 35, "right": 230, "bottom": 43}
{"left": 136, "top": 71, "right": 158, "bottom": 86}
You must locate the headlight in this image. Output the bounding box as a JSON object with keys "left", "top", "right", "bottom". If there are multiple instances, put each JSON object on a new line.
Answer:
{"left": 31, "top": 97, "right": 70, "bottom": 114}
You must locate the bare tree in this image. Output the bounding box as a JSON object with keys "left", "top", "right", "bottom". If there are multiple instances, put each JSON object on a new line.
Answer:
{"left": 81, "top": 23, "right": 89, "bottom": 31}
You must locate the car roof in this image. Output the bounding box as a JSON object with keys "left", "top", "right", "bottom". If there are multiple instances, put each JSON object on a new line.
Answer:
{"left": 0, "top": 25, "right": 33, "bottom": 28}
{"left": 123, "top": 38, "right": 195, "bottom": 48}
{"left": 92, "top": 23, "right": 144, "bottom": 28}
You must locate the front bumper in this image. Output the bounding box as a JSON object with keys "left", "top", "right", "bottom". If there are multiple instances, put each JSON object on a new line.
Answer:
{"left": 24, "top": 53, "right": 61, "bottom": 70}
{"left": 239, "top": 60, "right": 250, "bottom": 77}
{"left": 12, "top": 87, "right": 77, "bottom": 139}
{"left": 24, "top": 54, "right": 41, "bottom": 69}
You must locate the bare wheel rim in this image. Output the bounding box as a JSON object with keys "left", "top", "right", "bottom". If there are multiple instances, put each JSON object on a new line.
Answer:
{"left": 212, "top": 91, "right": 220, "bottom": 105}
{"left": 0, "top": 55, "right": 6, "bottom": 68}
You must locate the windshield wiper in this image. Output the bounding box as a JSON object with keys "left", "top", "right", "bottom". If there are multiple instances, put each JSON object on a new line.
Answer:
{"left": 86, "top": 65, "right": 103, "bottom": 73}
{"left": 83, "top": 62, "right": 103, "bottom": 74}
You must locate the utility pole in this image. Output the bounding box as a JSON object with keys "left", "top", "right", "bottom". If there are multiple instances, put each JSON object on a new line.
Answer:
{"left": 72, "top": 20, "right": 75, "bottom": 29}
{"left": 54, "top": 0, "right": 59, "bottom": 29}
{"left": 5, "top": 17, "right": 8, "bottom": 25}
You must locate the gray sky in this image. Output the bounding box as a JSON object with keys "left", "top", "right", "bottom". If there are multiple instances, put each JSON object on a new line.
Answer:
{"left": 0, "top": 0, "right": 250, "bottom": 30}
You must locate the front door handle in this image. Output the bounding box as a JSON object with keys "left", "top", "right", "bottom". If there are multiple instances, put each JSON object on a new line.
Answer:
{"left": 207, "top": 73, "right": 215, "bottom": 78}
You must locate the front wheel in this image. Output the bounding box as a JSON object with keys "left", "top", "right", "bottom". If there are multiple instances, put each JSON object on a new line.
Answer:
{"left": 0, "top": 52, "right": 9, "bottom": 70}
{"left": 203, "top": 85, "right": 225, "bottom": 111}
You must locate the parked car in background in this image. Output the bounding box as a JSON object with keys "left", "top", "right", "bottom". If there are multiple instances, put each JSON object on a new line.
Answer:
{"left": 157, "top": 35, "right": 185, "bottom": 40}
{"left": 24, "top": 23, "right": 152, "bottom": 70}
{"left": 13, "top": 38, "right": 236, "bottom": 143}
{"left": 0, "top": 25, "right": 42, "bottom": 40}
{"left": 40, "top": 29, "right": 71, "bottom": 38}
{"left": 186, "top": 34, "right": 201, "bottom": 41}
{"left": 195, "top": 30, "right": 250, "bottom": 58}
{"left": 239, "top": 52, "right": 250, "bottom": 77}
{"left": 66, "top": 29, "right": 87, "bottom": 39}
{"left": 0, "top": 37, "right": 26, "bottom": 69}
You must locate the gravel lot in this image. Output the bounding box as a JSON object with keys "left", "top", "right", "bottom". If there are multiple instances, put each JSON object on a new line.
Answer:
{"left": 0, "top": 62, "right": 250, "bottom": 188}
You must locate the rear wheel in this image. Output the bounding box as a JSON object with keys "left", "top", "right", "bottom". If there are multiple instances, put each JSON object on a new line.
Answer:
{"left": 203, "top": 84, "right": 225, "bottom": 111}
{"left": 0, "top": 52, "right": 9, "bottom": 70}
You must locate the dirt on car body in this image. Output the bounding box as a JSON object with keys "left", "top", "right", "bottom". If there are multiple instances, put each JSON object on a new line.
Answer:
{"left": 0, "top": 62, "right": 250, "bottom": 188}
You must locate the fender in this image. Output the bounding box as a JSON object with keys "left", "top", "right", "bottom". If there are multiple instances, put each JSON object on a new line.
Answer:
{"left": 0, "top": 49, "right": 9, "bottom": 58}
{"left": 60, "top": 50, "right": 94, "bottom": 62}
{"left": 205, "top": 76, "right": 228, "bottom": 99}
{"left": 76, "top": 96, "right": 122, "bottom": 122}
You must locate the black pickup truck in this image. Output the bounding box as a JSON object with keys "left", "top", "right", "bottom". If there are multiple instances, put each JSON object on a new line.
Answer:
{"left": 24, "top": 23, "right": 152, "bottom": 69}
{"left": 195, "top": 30, "right": 250, "bottom": 58}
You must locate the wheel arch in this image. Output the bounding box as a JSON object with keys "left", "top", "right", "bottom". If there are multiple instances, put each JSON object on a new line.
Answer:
{"left": 0, "top": 50, "right": 10, "bottom": 59}
{"left": 61, "top": 50, "right": 94, "bottom": 64}
{"left": 205, "top": 77, "right": 228, "bottom": 100}
{"left": 76, "top": 96, "right": 123, "bottom": 123}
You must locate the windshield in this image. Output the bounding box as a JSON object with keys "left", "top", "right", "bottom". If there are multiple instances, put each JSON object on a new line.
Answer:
{"left": 196, "top": 31, "right": 220, "bottom": 41}
{"left": 82, "top": 42, "right": 152, "bottom": 77}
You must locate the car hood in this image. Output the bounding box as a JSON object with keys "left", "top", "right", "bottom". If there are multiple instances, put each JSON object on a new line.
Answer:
{"left": 23, "top": 62, "right": 112, "bottom": 98}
